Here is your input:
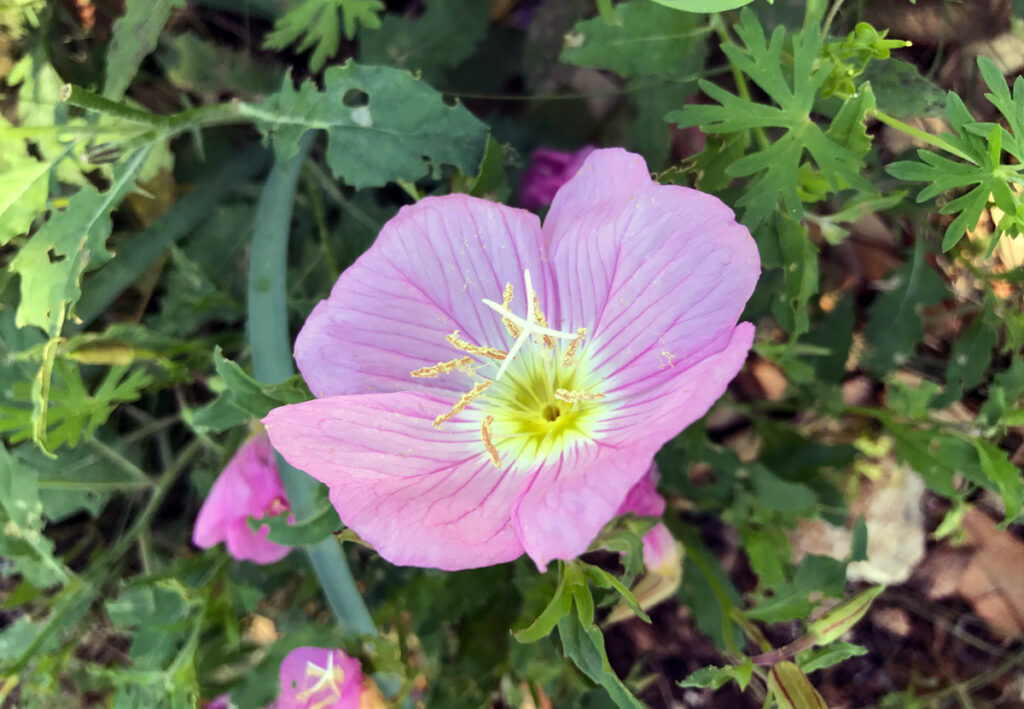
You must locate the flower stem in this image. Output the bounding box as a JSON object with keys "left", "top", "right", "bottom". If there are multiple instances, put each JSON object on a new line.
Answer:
{"left": 869, "top": 108, "right": 974, "bottom": 163}
{"left": 247, "top": 133, "right": 377, "bottom": 638}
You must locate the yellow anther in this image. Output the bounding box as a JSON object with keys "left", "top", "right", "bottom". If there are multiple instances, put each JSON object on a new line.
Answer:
{"left": 446, "top": 331, "right": 507, "bottom": 360}
{"left": 410, "top": 356, "right": 473, "bottom": 378}
{"left": 295, "top": 654, "right": 345, "bottom": 705}
{"left": 554, "top": 388, "right": 605, "bottom": 403}
{"left": 532, "top": 292, "right": 553, "bottom": 348}
{"left": 561, "top": 327, "right": 588, "bottom": 367}
{"left": 501, "top": 283, "right": 521, "bottom": 339}
{"left": 481, "top": 415, "right": 501, "bottom": 468}
{"left": 433, "top": 381, "right": 492, "bottom": 428}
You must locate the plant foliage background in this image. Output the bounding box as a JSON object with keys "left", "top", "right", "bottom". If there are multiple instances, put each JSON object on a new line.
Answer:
{"left": 1, "top": 0, "right": 1023, "bottom": 706}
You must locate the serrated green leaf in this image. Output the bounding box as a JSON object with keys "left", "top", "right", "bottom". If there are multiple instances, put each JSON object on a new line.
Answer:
{"left": 358, "top": 0, "right": 489, "bottom": 81}
{"left": 668, "top": 9, "right": 870, "bottom": 228}
{"left": 0, "top": 144, "right": 49, "bottom": 246}
{"left": 0, "top": 445, "right": 69, "bottom": 588}
{"left": 10, "top": 148, "right": 149, "bottom": 336}
{"left": 264, "top": 0, "right": 384, "bottom": 71}
{"left": 679, "top": 660, "right": 753, "bottom": 690}
{"left": 257, "top": 62, "right": 488, "bottom": 189}
{"left": 104, "top": 0, "right": 186, "bottom": 99}
{"left": 973, "top": 439, "right": 1023, "bottom": 523}
{"left": 560, "top": 0, "right": 710, "bottom": 79}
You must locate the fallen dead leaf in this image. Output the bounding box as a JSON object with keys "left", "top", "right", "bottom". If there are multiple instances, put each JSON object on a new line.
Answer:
{"left": 958, "top": 507, "right": 1024, "bottom": 640}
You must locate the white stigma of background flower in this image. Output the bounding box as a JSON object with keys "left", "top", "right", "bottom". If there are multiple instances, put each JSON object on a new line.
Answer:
{"left": 296, "top": 651, "right": 346, "bottom": 706}
{"left": 481, "top": 268, "right": 577, "bottom": 380}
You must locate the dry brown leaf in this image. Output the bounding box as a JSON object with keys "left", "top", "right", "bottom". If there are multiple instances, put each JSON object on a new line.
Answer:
{"left": 957, "top": 507, "right": 1024, "bottom": 640}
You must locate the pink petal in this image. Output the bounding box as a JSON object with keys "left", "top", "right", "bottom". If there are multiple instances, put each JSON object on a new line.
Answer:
{"left": 263, "top": 393, "right": 527, "bottom": 571}
{"left": 293, "top": 195, "right": 554, "bottom": 399}
{"left": 544, "top": 148, "right": 759, "bottom": 449}
{"left": 616, "top": 463, "right": 665, "bottom": 518}
{"left": 511, "top": 443, "right": 654, "bottom": 570}
{"left": 192, "top": 433, "right": 291, "bottom": 564}
{"left": 278, "top": 647, "right": 362, "bottom": 709}
{"left": 641, "top": 522, "right": 680, "bottom": 575}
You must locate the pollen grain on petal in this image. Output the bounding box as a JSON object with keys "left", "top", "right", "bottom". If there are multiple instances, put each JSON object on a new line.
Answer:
{"left": 433, "top": 380, "right": 492, "bottom": 429}
{"left": 447, "top": 330, "right": 508, "bottom": 360}
{"left": 481, "top": 415, "right": 501, "bottom": 467}
{"left": 561, "top": 327, "right": 588, "bottom": 367}
{"left": 532, "top": 292, "right": 553, "bottom": 348}
{"left": 410, "top": 356, "right": 474, "bottom": 378}
{"left": 554, "top": 387, "right": 605, "bottom": 403}
{"left": 501, "top": 283, "right": 521, "bottom": 339}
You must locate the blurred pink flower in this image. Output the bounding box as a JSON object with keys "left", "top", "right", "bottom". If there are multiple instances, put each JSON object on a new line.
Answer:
{"left": 264, "top": 148, "right": 759, "bottom": 572}
{"left": 192, "top": 432, "right": 292, "bottom": 564}
{"left": 519, "top": 146, "right": 595, "bottom": 210}
{"left": 278, "top": 647, "right": 382, "bottom": 709}
{"left": 617, "top": 467, "right": 681, "bottom": 574}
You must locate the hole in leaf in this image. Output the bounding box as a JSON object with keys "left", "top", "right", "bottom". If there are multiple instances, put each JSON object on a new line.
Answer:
{"left": 46, "top": 248, "right": 65, "bottom": 264}
{"left": 342, "top": 89, "right": 369, "bottom": 107}
{"left": 441, "top": 93, "right": 458, "bottom": 107}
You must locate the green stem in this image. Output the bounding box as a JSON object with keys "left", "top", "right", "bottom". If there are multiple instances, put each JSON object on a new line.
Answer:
{"left": 869, "top": 109, "right": 974, "bottom": 162}
{"left": 247, "top": 134, "right": 377, "bottom": 638}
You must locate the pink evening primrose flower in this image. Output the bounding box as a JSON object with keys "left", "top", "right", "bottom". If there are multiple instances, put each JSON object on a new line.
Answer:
{"left": 263, "top": 148, "right": 759, "bottom": 572}
{"left": 278, "top": 647, "right": 383, "bottom": 709}
{"left": 192, "top": 431, "right": 292, "bottom": 564}
{"left": 519, "top": 146, "right": 596, "bottom": 210}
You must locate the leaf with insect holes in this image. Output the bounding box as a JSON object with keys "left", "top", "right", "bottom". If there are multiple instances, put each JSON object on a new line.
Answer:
{"left": 887, "top": 56, "right": 1024, "bottom": 252}
{"left": 9, "top": 149, "right": 149, "bottom": 336}
{"left": 257, "top": 62, "right": 488, "bottom": 189}
{"left": 667, "top": 9, "right": 872, "bottom": 229}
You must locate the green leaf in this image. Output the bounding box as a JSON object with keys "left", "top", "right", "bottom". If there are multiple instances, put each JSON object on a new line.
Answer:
{"left": 0, "top": 445, "right": 69, "bottom": 588}
{"left": 264, "top": 0, "right": 384, "bottom": 71}
{"left": 861, "top": 58, "right": 945, "bottom": 118}
{"left": 668, "top": 9, "right": 870, "bottom": 228}
{"left": 513, "top": 563, "right": 575, "bottom": 643}
{"left": 358, "top": 0, "right": 489, "bottom": 81}
{"left": 771, "top": 215, "right": 818, "bottom": 337}
{"left": 628, "top": 78, "right": 700, "bottom": 171}
{"left": 560, "top": 0, "right": 711, "bottom": 79}
{"left": 249, "top": 503, "right": 342, "bottom": 547}
{"left": 0, "top": 361, "right": 152, "bottom": 452}
{"left": 750, "top": 464, "right": 817, "bottom": 514}
{"left": 158, "top": 33, "right": 283, "bottom": 98}
{"left": 862, "top": 239, "right": 947, "bottom": 375}
{"left": 10, "top": 148, "right": 150, "bottom": 336}
{"left": 189, "top": 347, "right": 311, "bottom": 434}
{"left": 556, "top": 613, "right": 645, "bottom": 708}
{"left": 886, "top": 57, "right": 1024, "bottom": 252}
{"left": 583, "top": 564, "right": 651, "bottom": 623}
{"left": 652, "top": 0, "right": 757, "bottom": 11}
{"left": 742, "top": 526, "right": 788, "bottom": 588}
{"left": 945, "top": 306, "right": 999, "bottom": 394}
{"left": 797, "top": 642, "right": 868, "bottom": 674}
{"left": 0, "top": 143, "right": 49, "bottom": 246}
{"left": 679, "top": 661, "right": 754, "bottom": 690}
{"left": 104, "top": 0, "right": 186, "bottom": 99}
{"left": 973, "top": 439, "right": 1023, "bottom": 523}
{"left": 885, "top": 421, "right": 967, "bottom": 497}
{"left": 257, "top": 62, "right": 488, "bottom": 190}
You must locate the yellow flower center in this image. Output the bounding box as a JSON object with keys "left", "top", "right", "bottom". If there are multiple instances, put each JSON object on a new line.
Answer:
{"left": 410, "top": 269, "right": 608, "bottom": 467}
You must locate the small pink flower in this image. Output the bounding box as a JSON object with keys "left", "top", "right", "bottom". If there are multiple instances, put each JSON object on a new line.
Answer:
{"left": 640, "top": 523, "right": 681, "bottom": 576}
{"left": 264, "top": 148, "right": 759, "bottom": 571}
{"left": 278, "top": 647, "right": 381, "bottom": 709}
{"left": 617, "top": 467, "right": 681, "bottom": 575}
{"left": 192, "top": 432, "right": 292, "bottom": 564}
{"left": 519, "top": 146, "right": 596, "bottom": 210}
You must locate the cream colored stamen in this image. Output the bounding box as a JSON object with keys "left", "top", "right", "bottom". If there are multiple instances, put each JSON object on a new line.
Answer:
{"left": 501, "top": 283, "right": 521, "bottom": 339}
{"left": 481, "top": 415, "right": 501, "bottom": 468}
{"left": 410, "top": 356, "right": 474, "bottom": 378}
{"left": 554, "top": 388, "right": 605, "bottom": 403}
{"left": 433, "top": 381, "right": 492, "bottom": 428}
{"left": 561, "top": 327, "right": 588, "bottom": 367}
{"left": 446, "top": 331, "right": 507, "bottom": 360}
{"left": 296, "top": 652, "right": 345, "bottom": 705}
{"left": 531, "top": 292, "right": 553, "bottom": 348}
